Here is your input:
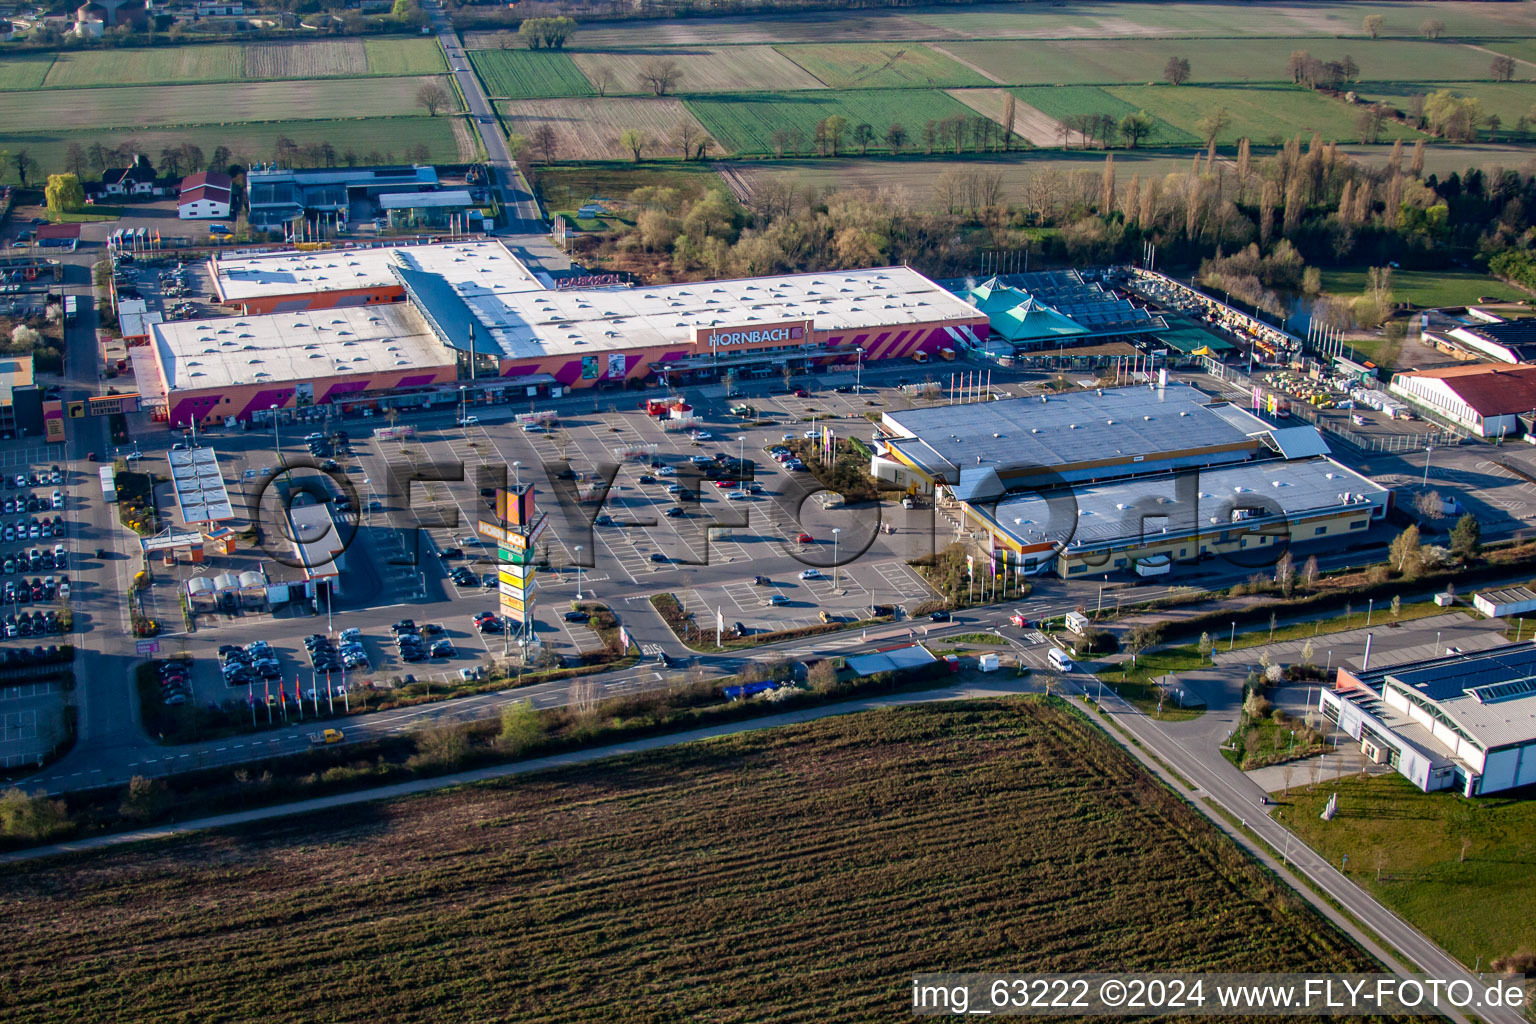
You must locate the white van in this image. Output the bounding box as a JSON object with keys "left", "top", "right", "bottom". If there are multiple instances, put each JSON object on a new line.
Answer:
{"left": 1048, "top": 647, "right": 1074, "bottom": 672}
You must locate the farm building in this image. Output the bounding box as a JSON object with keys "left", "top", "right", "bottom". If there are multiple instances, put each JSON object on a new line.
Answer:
{"left": 1324, "top": 641, "right": 1536, "bottom": 797}
{"left": 177, "top": 172, "right": 232, "bottom": 220}
{"left": 871, "top": 382, "right": 1386, "bottom": 578}
{"left": 245, "top": 163, "right": 442, "bottom": 230}
{"left": 156, "top": 238, "right": 985, "bottom": 425}
{"left": 1388, "top": 363, "right": 1536, "bottom": 438}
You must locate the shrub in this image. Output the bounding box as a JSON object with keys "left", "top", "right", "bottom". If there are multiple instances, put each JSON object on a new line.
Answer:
{"left": 0, "top": 787, "right": 72, "bottom": 841}
{"left": 1076, "top": 628, "right": 1119, "bottom": 655}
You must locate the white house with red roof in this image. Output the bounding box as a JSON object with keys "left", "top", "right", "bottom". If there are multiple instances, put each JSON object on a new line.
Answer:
{"left": 177, "top": 171, "right": 232, "bottom": 220}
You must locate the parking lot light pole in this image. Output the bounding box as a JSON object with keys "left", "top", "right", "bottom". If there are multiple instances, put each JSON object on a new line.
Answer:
{"left": 832, "top": 527, "right": 840, "bottom": 591}
{"left": 856, "top": 346, "right": 864, "bottom": 392}
{"left": 512, "top": 461, "right": 521, "bottom": 487}
{"left": 459, "top": 385, "right": 467, "bottom": 426}
{"left": 574, "top": 545, "right": 583, "bottom": 600}
{"left": 1422, "top": 445, "right": 1433, "bottom": 488}
{"left": 270, "top": 404, "right": 281, "bottom": 466}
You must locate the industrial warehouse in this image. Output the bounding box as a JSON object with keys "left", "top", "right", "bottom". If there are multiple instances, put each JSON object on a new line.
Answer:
{"left": 145, "top": 239, "right": 993, "bottom": 425}
{"left": 869, "top": 381, "right": 1388, "bottom": 577}
{"left": 1324, "top": 642, "right": 1536, "bottom": 797}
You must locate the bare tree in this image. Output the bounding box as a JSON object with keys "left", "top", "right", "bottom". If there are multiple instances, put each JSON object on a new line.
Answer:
{"left": 1491, "top": 54, "right": 1517, "bottom": 83}
{"left": 531, "top": 123, "right": 559, "bottom": 164}
{"left": 1001, "top": 91, "right": 1017, "bottom": 150}
{"left": 1163, "top": 56, "right": 1192, "bottom": 85}
{"left": 415, "top": 80, "right": 452, "bottom": 117}
{"left": 1363, "top": 13, "right": 1384, "bottom": 38}
{"left": 1419, "top": 17, "right": 1445, "bottom": 39}
{"left": 593, "top": 67, "right": 618, "bottom": 97}
{"left": 637, "top": 58, "right": 683, "bottom": 97}
{"left": 618, "top": 129, "right": 649, "bottom": 162}
{"left": 675, "top": 118, "right": 698, "bottom": 159}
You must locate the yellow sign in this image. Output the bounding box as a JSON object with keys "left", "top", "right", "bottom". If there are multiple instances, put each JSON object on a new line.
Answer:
{"left": 67, "top": 402, "right": 86, "bottom": 419}
{"left": 499, "top": 565, "right": 533, "bottom": 586}
{"left": 503, "top": 530, "right": 528, "bottom": 551}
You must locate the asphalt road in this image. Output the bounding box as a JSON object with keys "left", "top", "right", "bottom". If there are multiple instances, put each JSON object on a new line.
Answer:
{"left": 429, "top": 3, "right": 544, "bottom": 234}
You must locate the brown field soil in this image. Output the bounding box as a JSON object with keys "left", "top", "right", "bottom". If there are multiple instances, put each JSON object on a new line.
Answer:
{"left": 502, "top": 96, "right": 708, "bottom": 160}
{"left": 241, "top": 38, "right": 370, "bottom": 79}
{"left": 0, "top": 700, "right": 1390, "bottom": 1022}
{"left": 569, "top": 45, "right": 826, "bottom": 93}
{"left": 948, "top": 87, "right": 1063, "bottom": 145}
{"left": 475, "top": 2, "right": 1536, "bottom": 50}
{"left": 0, "top": 76, "right": 457, "bottom": 133}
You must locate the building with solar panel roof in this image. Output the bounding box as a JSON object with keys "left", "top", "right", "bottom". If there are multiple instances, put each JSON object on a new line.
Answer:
{"left": 1326, "top": 641, "right": 1536, "bottom": 796}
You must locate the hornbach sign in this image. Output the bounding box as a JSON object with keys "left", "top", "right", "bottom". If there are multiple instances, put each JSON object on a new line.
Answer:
{"left": 694, "top": 320, "right": 811, "bottom": 349}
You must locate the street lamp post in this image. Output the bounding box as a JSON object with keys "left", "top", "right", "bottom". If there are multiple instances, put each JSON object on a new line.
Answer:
{"left": 459, "top": 385, "right": 467, "bottom": 426}
{"left": 574, "top": 545, "right": 583, "bottom": 600}
{"left": 856, "top": 346, "right": 864, "bottom": 392}
{"left": 1230, "top": 620, "right": 1236, "bottom": 651}
{"left": 832, "top": 527, "right": 840, "bottom": 591}
{"left": 1423, "top": 445, "right": 1433, "bottom": 488}
{"left": 512, "top": 461, "right": 521, "bottom": 487}
{"left": 270, "top": 404, "right": 281, "bottom": 465}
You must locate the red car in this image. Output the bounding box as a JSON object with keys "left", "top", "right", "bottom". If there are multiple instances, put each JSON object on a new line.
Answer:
{"left": 793, "top": 388, "right": 809, "bottom": 397}
{"left": 796, "top": 532, "right": 814, "bottom": 543}
{"left": 715, "top": 479, "right": 737, "bottom": 488}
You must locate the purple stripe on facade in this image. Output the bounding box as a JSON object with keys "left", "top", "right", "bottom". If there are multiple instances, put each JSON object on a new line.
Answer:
{"left": 396, "top": 374, "right": 437, "bottom": 388}
{"left": 501, "top": 364, "right": 542, "bottom": 378}
{"left": 234, "top": 387, "right": 298, "bottom": 422}
{"left": 321, "top": 381, "right": 369, "bottom": 401}
{"left": 554, "top": 360, "right": 583, "bottom": 385}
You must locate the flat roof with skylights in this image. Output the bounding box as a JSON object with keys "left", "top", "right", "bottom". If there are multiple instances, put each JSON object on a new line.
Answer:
{"left": 150, "top": 304, "right": 449, "bottom": 392}
{"left": 209, "top": 238, "right": 544, "bottom": 303}
{"left": 452, "top": 266, "right": 983, "bottom": 360}
{"left": 983, "top": 457, "right": 1387, "bottom": 551}
{"left": 880, "top": 384, "right": 1268, "bottom": 484}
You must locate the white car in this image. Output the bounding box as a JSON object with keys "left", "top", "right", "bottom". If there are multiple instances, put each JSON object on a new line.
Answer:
{"left": 690, "top": 430, "right": 712, "bottom": 440}
{"left": 458, "top": 415, "right": 479, "bottom": 426}
{"left": 799, "top": 568, "right": 823, "bottom": 580}
{"left": 657, "top": 466, "right": 676, "bottom": 476}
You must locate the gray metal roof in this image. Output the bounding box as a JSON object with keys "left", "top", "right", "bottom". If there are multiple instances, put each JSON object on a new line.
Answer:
{"left": 883, "top": 384, "right": 1262, "bottom": 479}
{"left": 168, "top": 446, "right": 233, "bottom": 524}
{"left": 1382, "top": 643, "right": 1536, "bottom": 751}
{"left": 984, "top": 457, "right": 1385, "bottom": 550}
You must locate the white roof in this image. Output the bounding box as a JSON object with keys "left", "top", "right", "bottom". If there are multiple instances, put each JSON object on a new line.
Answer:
{"left": 168, "top": 446, "right": 234, "bottom": 524}
{"left": 379, "top": 190, "right": 474, "bottom": 210}
{"left": 151, "top": 303, "right": 449, "bottom": 393}
{"left": 470, "top": 266, "right": 982, "bottom": 360}
{"left": 210, "top": 239, "right": 541, "bottom": 302}
{"left": 988, "top": 457, "right": 1386, "bottom": 550}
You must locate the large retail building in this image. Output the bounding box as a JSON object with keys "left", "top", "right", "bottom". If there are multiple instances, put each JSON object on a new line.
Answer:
{"left": 870, "top": 382, "right": 1389, "bottom": 578}
{"left": 148, "top": 239, "right": 987, "bottom": 425}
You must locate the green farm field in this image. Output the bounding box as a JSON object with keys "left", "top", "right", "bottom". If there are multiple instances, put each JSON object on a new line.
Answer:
{"left": 729, "top": 151, "right": 1201, "bottom": 208}
{"left": 1356, "top": 80, "right": 1536, "bottom": 126}
{"left": 0, "top": 116, "right": 473, "bottom": 179}
{"left": 1011, "top": 85, "right": 1198, "bottom": 145}
{"left": 776, "top": 42, "right": 991, "bottom": 88}
{"left": 1109, "top": 84, "right": 1423, "bottom": 145}
{"left": 1322, "top": 267, "right": 1512, "bottom": 307}
{"left": 569, "top": 45, "right": 826, "bottom": 93}
{"left": 1281, "top": 774, "right": 1536, "bottom": 967}
{"left": 1482, "top": 39, "right": 1536, "bottom": 71}
{"left": 0, "top": 53, "right": 55, "bottom": 90}
{"left": 688, "top": 89, "right": 1005, "bottom": 155}
{"left": 32, "top": 37, "right": 443, "bottom": 88}
{"left": 468, "top": 49, "right": 594, "bottom": 99}
{"left": 0, "top": 76, "right": 457, "bottom": 133}
{"left": 0, "top": 701, "right": 1395, "bottom": 1022}
{"left": 946, "top": 38, "right": 1497, "bottom": 86}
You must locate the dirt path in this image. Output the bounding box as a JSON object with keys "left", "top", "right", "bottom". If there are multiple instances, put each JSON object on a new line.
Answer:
{"left": 948, "top": 87, "right": 1064, "bottom": 146}
{"left": 927, "top": 43, "right": 1005, "bottom": 84}
{"left": 1465, "top": 41, "right": 1536, "bottom": 72}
